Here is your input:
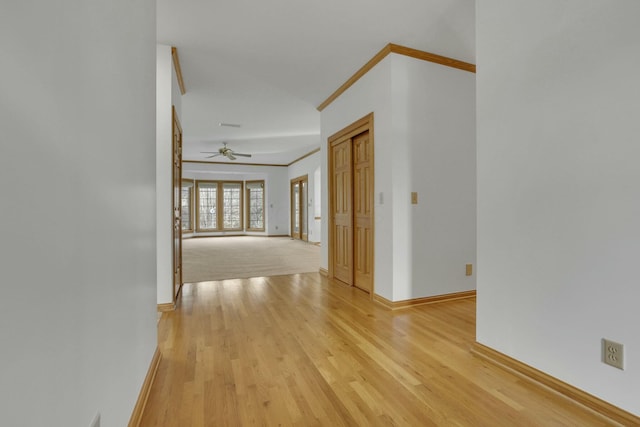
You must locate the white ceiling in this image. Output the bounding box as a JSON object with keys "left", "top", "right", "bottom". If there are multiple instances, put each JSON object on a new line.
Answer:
{"left": 157, "top": 0, "right": 475, "bottom": 165}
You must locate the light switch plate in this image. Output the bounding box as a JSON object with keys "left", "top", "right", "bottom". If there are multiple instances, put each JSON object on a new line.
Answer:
{"left": 465, "top": 264, "right": 473, "bottom": 276}
{"left": 411, "top": 192, "right": 418, "bottom": 204}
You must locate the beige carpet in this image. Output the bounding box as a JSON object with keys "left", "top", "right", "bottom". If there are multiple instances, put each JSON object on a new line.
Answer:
{"left": 182, "top": 236, "right": 320, "bottom": 283}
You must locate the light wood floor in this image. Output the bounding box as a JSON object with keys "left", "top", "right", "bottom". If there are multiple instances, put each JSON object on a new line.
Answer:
{"left": 141, "top": 273, "right": 614, "bottom": 426}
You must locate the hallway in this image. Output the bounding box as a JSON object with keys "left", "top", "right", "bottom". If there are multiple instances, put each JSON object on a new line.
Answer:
{"left": 142, "top": 273, "right": 610, "bottom": 426}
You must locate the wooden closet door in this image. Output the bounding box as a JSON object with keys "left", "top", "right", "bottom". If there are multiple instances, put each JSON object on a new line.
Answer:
{"left": 172, "top": 107, "right": 183, "bottom": 299}
{"left": 331, "top": 138, "right": 353, "bottom": 285}
{"left": 353, "top": 131, "right": 373, "bottom": 292}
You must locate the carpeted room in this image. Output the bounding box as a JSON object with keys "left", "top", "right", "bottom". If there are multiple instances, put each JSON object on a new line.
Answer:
{"left": 181, "top": 236, "right": 320, "bottom": 283}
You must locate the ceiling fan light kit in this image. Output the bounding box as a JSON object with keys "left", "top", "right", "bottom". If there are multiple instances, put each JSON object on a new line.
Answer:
{"left": 200, "top": 142, "right": 252, "bottom": 160}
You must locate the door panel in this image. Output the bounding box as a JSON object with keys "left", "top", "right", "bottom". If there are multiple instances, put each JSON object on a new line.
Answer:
{"left": 353, "top": 131, "right": 373, "bottom": 292}
{"left": 331, "top": 139, "right": 353, "bottom": 285}
{"left": 328, "top": 114, "right": 374, "bottom": 293}
{"left": 172, "top": 108, "right": 183, "bottom": 299}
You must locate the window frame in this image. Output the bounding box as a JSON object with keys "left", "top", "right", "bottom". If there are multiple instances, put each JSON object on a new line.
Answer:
{"left": 221, "top": 181, "right": 244, "bottom": 231}
{"left": 181, "top": 179, "right": 194, "bottom": 233}
{"left": 196, "top": 180, "right": 219, "bottom": 232}
{"left": 245, "top": 180, "right": 265, "bottom": 232}
{"left": 195, "top": 180, "right": 244, "bottom": 232}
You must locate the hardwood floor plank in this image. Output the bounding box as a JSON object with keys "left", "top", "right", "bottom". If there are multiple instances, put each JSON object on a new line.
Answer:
{"left": 140, "top": 272, "right": 619, "bottom": 426}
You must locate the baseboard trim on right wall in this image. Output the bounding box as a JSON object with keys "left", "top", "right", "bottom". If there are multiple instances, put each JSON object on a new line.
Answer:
{"left": 471, "top": 342, "right": 640, "bottom": 426}
{"left": 373, "top": 290, "right": 476, "bottom": 310}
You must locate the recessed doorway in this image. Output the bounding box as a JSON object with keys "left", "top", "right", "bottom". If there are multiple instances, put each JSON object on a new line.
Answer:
{"left": 291, "top": 175, "right": 308, "bottom": 241}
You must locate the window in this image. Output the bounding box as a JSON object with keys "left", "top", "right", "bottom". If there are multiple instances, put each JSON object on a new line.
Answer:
{"left": 246, "top": 181, "right": 265, "bottom": 231}
{"left": 197, "top": 181, "right": 218, "bottom": 231}
{"left": 181, "top": 179, "right": 194, "bottom": 232}
{"left": 196, "top": 180, "right": 244, "bottom": 231}
{"left": 222, "top": 182, "right": 242, "bottom": 230}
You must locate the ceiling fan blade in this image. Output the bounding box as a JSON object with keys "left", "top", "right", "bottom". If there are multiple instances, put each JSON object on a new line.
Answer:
{"left": 206, "top": 153, "right": 222, "bottom": 158}
{"left": 232, "top": 152, "right": 252, "bottom": 158}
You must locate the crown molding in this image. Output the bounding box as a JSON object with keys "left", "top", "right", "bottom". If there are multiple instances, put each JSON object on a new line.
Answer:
{"left": 317, "top": 43, "right": 475, "bottom": 112}
{"left": 171, "top": 47, "right": 186, "bottom": 95}
{"left": 287, "top": 147, "right": 321, "bottom": 166}
{"left": 182, "top": 160, "right": 288, "bottom": 168}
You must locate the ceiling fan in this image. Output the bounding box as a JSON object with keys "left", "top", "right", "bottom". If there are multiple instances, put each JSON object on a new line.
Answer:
{"left": 201, "top": 143, "right": 252, "bottom": 160}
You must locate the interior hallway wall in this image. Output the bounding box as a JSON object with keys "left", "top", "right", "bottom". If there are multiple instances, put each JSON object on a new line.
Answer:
{"left": 477, "top": 0, "right": 640, "bottom": 415}
{"left": 0, "top": 1, "right": 158, "bottom": 425}
{"left": 320, "top": 53, "right": 476, "bottom": 301}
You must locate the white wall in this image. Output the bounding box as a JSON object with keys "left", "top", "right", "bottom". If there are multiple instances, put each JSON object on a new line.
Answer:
{"left": 157, "top": 44, "right": 174, "bottom": 305}
{"left": 157, "top": 45, "right": 183, "bottom": 305}
{"left": 288, "top": 150, "right": 321, "bottom": 242}
{"left": 477, "top": 0, "right": 640, "bottom": 415}
{"left": 182, "top": 162, "right": 289, "bottom": 236}
{"left": 0, "top": 1, "right": 157, "bottom": 426}
{"left": 321, "top": 53, "right": 476, "bottom": 302}
{"left": 393, "top": 55, "right": 476, "bottom": 300}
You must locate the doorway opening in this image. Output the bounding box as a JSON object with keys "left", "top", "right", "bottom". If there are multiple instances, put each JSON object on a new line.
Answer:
{"left": 291, "top": 175, "right": 308, "bottom": 241}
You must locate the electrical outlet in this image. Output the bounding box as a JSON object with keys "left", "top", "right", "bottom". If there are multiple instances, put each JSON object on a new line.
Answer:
{"left": 603, "top": 339, "right": 624, "bottom": 370}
